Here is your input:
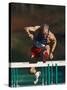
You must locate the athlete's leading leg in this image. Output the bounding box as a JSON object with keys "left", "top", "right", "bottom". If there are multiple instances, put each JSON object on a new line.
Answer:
{"left": 30, "top": 67, "right": 41, "bottom": 84}
{"left": 30, "top": 46, "right": 42, "bottom": 84}
{"left": 30, "top": 52, "right": 41, "bottom": 84}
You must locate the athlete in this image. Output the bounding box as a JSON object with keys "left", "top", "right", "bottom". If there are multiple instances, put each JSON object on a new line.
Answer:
{"left": 24, "top": 24, "right": 57, "bottom": 84}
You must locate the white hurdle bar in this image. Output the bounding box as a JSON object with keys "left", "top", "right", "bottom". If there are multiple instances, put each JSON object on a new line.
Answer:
{"left": 9, "top": 61, "right": 65, "bottom": 68}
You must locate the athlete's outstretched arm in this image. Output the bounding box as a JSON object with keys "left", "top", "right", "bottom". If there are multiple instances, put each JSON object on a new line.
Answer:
{"left": 49, "top": 32, "right": 57, "bottom": 59}
{"left": 24, "top": 26, "right": 40, "bottom": 40}
{"left": 51, "top": 37, "right": 57, "bottom": 53}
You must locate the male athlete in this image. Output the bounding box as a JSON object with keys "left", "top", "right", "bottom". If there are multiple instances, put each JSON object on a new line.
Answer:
{"left": 24, "top": 24, "right": 57, "bottom": 84}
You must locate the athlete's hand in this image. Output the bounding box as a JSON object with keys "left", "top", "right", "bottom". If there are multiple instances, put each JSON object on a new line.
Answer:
{"left": 29, "top": 34, "right": 34, "bottom": 40}
{"left": 50, "top": 53, "right": 53, "bottom": 59}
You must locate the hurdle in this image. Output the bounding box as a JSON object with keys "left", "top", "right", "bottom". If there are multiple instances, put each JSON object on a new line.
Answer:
{"left": 9, "top": 61, "right": 65, "bottom": 87}
{"left": 9, "top": 61, "right": 65, "bottom": 68}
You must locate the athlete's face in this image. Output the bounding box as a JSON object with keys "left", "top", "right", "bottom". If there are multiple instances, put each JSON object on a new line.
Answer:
{"left": 43, "top": 26, "right": 49, "bottom": 35}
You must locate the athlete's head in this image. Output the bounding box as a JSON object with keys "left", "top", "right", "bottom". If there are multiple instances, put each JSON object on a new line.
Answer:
{"left": 42, "top": 24, "right": 49, "bottom": 35}
{"left": 36, "top": 24, "right": 49, "bottom": 39}
{"left": 39, "top": 24, "right": 49, "bottom": 36}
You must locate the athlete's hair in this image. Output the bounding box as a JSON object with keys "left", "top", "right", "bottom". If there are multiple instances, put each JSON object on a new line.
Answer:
{"left": 34, "top": 24, "right": 49, "bottom": 40}
{"left": 38, "top": 24, "right": 49, "bottom": 34}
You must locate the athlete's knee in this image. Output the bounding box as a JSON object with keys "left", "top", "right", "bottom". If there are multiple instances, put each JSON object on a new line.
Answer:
{"left": 43, "top": 50, "right": 49, "bottom": 58}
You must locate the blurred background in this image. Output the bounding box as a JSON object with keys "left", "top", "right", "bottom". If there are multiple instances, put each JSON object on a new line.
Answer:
{"left": 10, "top": 3, "right": 65, "bottom": 62}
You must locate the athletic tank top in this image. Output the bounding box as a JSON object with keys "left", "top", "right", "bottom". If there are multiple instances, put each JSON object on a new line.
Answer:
{"left": 34, "top": 32, "right": 49, "bottom": 48}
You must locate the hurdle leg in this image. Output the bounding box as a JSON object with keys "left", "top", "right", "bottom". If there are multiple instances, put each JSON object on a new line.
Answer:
{"left": 51, "top": 64, "right": 53, "bottom": 84}
{"left": 55, "top": 64, "right": 58, "bottom": 84}
{"left": 42, "top": 67, "right": 44, "bottom": 85}
{"left": 47, "top": 64, "right": 50, "bottom": 85}
{"left": 45, "top": 66, "right": 47, "bottom": 85}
